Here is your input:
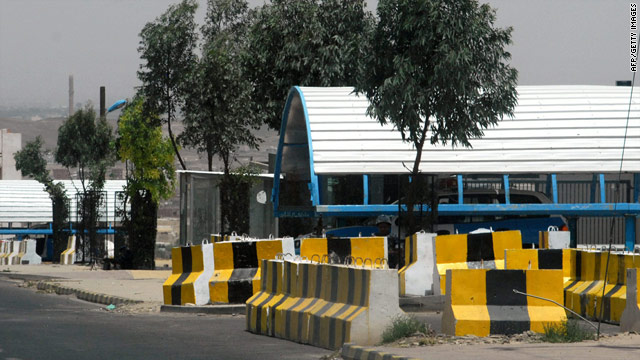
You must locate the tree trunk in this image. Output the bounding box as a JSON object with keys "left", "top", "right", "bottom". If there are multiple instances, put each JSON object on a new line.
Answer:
{"left": 129, "top": 190, "right": 158, "bottom": 270}
{"left": 167, "top": 96, "right": 187, "bottom": 170}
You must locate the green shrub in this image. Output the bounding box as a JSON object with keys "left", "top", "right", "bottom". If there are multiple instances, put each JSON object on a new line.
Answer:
{"left": 381, "top": 315, "right": 428, "bottom": 344}
{"left": 541, "top": 319, "right": 595, "bottom": 343}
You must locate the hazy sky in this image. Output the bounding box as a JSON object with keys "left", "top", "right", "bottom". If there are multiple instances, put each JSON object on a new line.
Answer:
{"left": 0, "top": 0, "right": 634, "bottom": 108}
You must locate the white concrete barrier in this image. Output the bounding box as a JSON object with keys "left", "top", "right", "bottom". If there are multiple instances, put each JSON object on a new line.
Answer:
{"left": 399, "top": 231, "right": 438, "bottom": 296}
{"left": 20, "top": 239, "right": 41, "bottom": 265}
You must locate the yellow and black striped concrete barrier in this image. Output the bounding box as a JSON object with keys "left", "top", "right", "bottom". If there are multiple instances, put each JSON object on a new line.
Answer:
{"left": 246, "top": 259, "right": 403, "bottom": 350}
{"left": 621, "top": 268, "right": 640, "bottom": 331}
{"left": 60, "top": 235, "right": 76, "bottom": 265}
{"left": 563, "top": 250, "right": 639, "bottom": 323}
{"left": 399, "top": 232, "right": 437, "bottom": 296}
{"left": 300, "top": 237, "right": 387, "bottom": 267}
{"left": 1, "top": 240, "right": 18, "bottom": 265}
{"left": 442, "top": 268, "right": 566, "bottom": 336}
{"left": 0, "top": 240, "right": 9, "bottom": 265}
{"left": 435, "top": 231, "right": 522, "bottom": 295}
{"left": 209, "top": 238, "right": 295, "bottom": 303}
{"left": 505, "top": 248, "right": 576, "bottom": 284}
{"left": 162, "top": 242, "right": 214, "bottom": 305}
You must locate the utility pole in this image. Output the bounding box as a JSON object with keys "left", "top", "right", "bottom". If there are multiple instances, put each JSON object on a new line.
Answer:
{"left": 68, "top": 75, "right": 74, "bottom": 117}
{"left": 100, "top": 86, "right": 106, "bottom": 120}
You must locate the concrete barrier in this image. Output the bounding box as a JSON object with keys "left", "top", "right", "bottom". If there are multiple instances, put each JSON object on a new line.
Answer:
{"left": 505, "top": 248, "right": 575, "bottom": 284}
{"left": 399, "top": 232, "right": 438, "bottom": 296}
{"left": 563, "top": 250, "right": 637, "bottom": 323}
{"left": 621, "top": 268, "right": 640, "bottom": 331}
{"left": 60, "top": 235, "right": 76, "bottom": 265}
{"left": 538, "top": 228, "right": 570, "bottom": 249}
{"left": 0, "top": 240, "right": 8, "bottom": 264}
{"left": 3, "top": 241, "right": 19, "bottom": 265}
{"left": 20, "top": 239, "right": 42, "bottom": 265}
{"left": 442, "top": 268, "right": 566, "bottom": 336}
{"left": 300, "top": 237, "right": 388, "bottom": 267}
{"left": 435, "top": 231, "right": 522, "bottom": 295}
{"left": 210, "top": 232, "right": 244, "bottom": 243}
{"left": 162, "top": 242, "right": 215, "bottom": 305}
{"left": 209, "top": 238, "right": 295, "bottom": 303}
{"left": 247, "top": 259, "right": 404, "bottom": 350}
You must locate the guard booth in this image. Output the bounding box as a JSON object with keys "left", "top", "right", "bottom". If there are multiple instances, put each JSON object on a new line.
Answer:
{"left": 178, "top": 171, "right": 278, "bottom": 245}
{"left": 272, "top": 86, "right": 640, "bottom": 250}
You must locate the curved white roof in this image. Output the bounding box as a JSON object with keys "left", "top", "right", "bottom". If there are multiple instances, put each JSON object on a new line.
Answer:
{"left": 292, "top": 85, "right": 640, "bottom": 174}
{"left": 0, "top": 180, "right": 127, "bottom": 223}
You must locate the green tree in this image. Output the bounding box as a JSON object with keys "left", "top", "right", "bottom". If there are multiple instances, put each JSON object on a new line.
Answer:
{"left": 14, "top": 136, "right": 69, "bottom": 263}
{"left": 180, "top": 0, "right": 260, "bottom": 173}
{"left": 356, "top": 0, "right": 518, "bottom": 234}
{"left": 245, "top": 0, "right": 374, "bottom": 131}
{"left": 137, "top": 0, "right": 199, "bottom": 170}
{"left": 56, "top": 105, "right": 116, "bottom": 262}
{"left": 118, "top": 96, "right": 176, "bottom": 269}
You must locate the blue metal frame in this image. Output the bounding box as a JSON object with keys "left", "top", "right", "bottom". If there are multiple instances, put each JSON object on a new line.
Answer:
{"left": 363, "top": 175, "right": 369, "bottom": 205}
{"left": 273, "top": 87, "right": 320, "bottom": 217}
{"left": 503, "top": 175, "right": 510, "bottom": 204}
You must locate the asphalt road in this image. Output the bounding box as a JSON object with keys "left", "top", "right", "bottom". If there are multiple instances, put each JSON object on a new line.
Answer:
{"left": 0, "top": 278, "right": 333, "bottom": 360}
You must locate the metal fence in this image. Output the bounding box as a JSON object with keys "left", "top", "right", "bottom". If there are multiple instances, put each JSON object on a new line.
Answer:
{"left": 463, "top": 178, "right": 631, "bottom": 245}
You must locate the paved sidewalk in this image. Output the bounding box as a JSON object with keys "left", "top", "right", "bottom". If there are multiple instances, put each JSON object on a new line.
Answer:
{"left": 0, "top": 262, "right": 170, "bottom": 303}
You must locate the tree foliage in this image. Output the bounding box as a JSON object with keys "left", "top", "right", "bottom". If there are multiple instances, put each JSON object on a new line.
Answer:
{"left": 56, "top": 105, "right": 115, "bottom": 192}
{"left": 356, "top": 0, "right": 518, "bottom": 233}
{"left": 14, "top": 136, "right": 69, "bottom": 262}
{"left": 117, "top": 96, "right": 176, "bottom": 269}
{"left": 245, "top": 0, "right": 374, "bottom": 130}
{"left": 56, "top": 105, "right": 115, "bottom": 262}
{"left": 180, "top": 0, "right": 261, "bottom": 173}
{"left": 137, "top": 0, "right": 199, "bottom": 170}
{"left": 118, "top": 97, "right": 176, "bottom": 203}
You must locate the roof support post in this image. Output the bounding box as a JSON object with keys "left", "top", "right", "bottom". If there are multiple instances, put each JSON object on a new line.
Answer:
{"left": 590, "top": 174, "right": 597, "bottom": 203}
{"left": 363, "top": 175, "right": 369, "bottom": 205}
{"left": 634, "top": 173, "right": 640, "bottom": 203}
{"left": 599, "top": 174, "right": 606, "bottom": 203}
{"left": 626, "top": 216, "right": 637, "bottom": 252}
{"left": 551, "top": 174, "right": 558, "bottom": 204}
{"left": 503, "top": 175, "right": 510, "bottom": 204}
{"left": 457, "top": 175, "right": 463, "bottom": 204}
{"left": 568, "top": 217, "right": 578, "bottom": 248}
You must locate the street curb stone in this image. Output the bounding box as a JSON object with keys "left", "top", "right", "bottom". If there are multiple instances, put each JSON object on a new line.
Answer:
{"left": 161, "top": 304, "right": 246, "bottom": 315}
{"left": 341, "top": 343, "right": 420, "bottom": 360}
{"left": 36, "top": 281, "right": 142, "bottom": 306}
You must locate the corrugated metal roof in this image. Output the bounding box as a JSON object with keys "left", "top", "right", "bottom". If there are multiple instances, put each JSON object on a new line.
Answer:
{"left": 0, "top": 180, "right": 127, "bottom": 223}
{"left": 295, "top": 85, "right": 640, "bottom": 174}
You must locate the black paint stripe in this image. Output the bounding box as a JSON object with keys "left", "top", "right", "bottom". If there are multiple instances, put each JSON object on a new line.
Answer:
{"left": 564, "top": 279, "right": 580, "bottom": 308}
{"left": 578, "top": 281, "right": 600, "bottom": 317}
{"left": 311, "top": 302, "right": 337, "bottom": 346}
{"left": 538, "top": 249, "right": 563, "bottom": 269}
{"left": 467, "top": 233, "right": 494, "bottom": 262}
{"left": 575, "top": 250, "right": 583, "bottom": 280}
{"left": 602, "top": 283, "right": 623, "bottom": 321}
{"left": 327, "top": 238, "right": 351, "bottom": 263}
{"left": 618, "top": 254, "right": 626, "bottom": 285}
{"left": 347, "top": 267, "right": 355, "bottom": 305}
{"left": 315, "top": 264, "right": 323, "bottom": 298}
{"left": 232, "top": 242, "right": 258, "bottom": 268}
{"left": 360, "top": 269, "right": 369, "bottom": 307}
{"left": 330, "top": 266, "right": 339, "bottom": 302}
{"left": 328, "top": 304, "right": 356, "bottom": 349}
{"left": 301, "top": 263, "right": 309, "bottom": 298}
{"left": 297, "top": 298, "right": 321, "bottom": 342}
{"left": 254, "top": 293, "right": 275, "bottom": 335}
{"left": 284, "top": 298, "right": 305, "bottom": 339}
{"left": 268, "top": 294, "right": 290, "bottom": 337}
{"left": 486, "top": 270, "right": 529, "bottom": 335}
{"left": 170, "top": 247, "right": 192, "bottom": 305}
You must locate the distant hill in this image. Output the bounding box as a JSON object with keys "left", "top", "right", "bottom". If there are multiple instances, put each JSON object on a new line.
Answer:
{"left": 0, "top": 116, "right": 279, "bottom": 173}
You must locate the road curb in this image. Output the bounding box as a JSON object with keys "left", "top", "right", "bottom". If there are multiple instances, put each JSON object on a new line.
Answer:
{"left": 35, "top": 281, "right": 142, "bottom": 306}
{"left": 161, "top": 304, "right": 246, "bottom": 315}
{"left": 341, "top": 343, "right": 420, "bottom": 360}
